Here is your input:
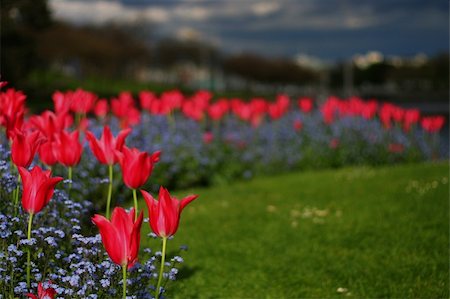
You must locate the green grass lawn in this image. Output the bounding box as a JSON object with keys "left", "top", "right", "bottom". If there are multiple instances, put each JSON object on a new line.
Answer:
{"left": 140, "top": 162, "right": 449, "bottom": 298}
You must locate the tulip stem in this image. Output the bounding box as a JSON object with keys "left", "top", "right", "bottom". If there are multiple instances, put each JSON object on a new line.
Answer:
{"left": 155, "top": 237, "right": 167, "bottom": 299}
{"left": 132, "top": 189, "right": 138, "bottom": 220}
{"left": 14, "top": 184, "right": 19, "bottom": 205}
{"left": 168, "top": 112, "right": 176, "bottom": 132}
{"left": 68, "top": 166, "right": 73, "bottom": 192}
{"left": 106, "top": 165, "right": 113, "bottom": 219}
{"left": 26, "top": 212, "right": 34, "bottom": 291}
{"left": 13, "top": 186, "right": 19, "bottom": 216}
{"left": 75, "top": 113, "right": 81, "bottom": 127}
{"left": 122, "top": 264, "right": 127, "bottom": 299}
{"left": 11, "top": 165, "right": 18, "bottom": 203}
{"left": 13, "top": 175, "right": 21, "bottom": 215}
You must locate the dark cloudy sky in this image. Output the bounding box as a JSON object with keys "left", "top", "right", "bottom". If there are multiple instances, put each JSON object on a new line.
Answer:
{"left": 49, "top": 0, "right": 448, "bottom": 60}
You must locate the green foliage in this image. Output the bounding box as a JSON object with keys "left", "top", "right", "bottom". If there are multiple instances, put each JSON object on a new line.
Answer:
{"left": 140, "top": 162, "right": 449, "bottom": 298}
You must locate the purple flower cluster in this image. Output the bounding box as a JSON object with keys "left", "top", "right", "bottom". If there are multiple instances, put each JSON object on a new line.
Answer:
{"left": 80, "top": 109, "right": 443, "bottom": 191}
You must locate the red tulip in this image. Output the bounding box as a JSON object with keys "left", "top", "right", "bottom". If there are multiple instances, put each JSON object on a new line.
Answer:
{"left": 391, "top": 106, "right": 404, "bottom": 123}
{"left": 92, "top": 207, "right": 143, "bottom": 269}
{"left": 116, "top": 147, "right": 160, "bottom": 189}
{"left": 191, "top": 90, "right": 210, "bottom": 110}
{"left": 379, "top": 103, "right": 393, "bottom": 129}
{"left": 38, "top": 139, "right": 59, "bottom": 167}
{"left": 26, "top": 281, "right": 56, "bottom": 299}
{"left": 11, "top": 130, "right": 44, "bottom": 168}
{"left": 298, "top": 97, "right": 313, "bottom": 113}
{"left": 18, "top": 166, "right": 63, "bottom": 214}
{"left": 230, "top": 97, "right": 268, "bottom": 125}
{"left": 268, "top": 94, "right": 290, "bottom": 120}
{"left": 77, "top": 117, "right": 90, "bottom": 132}
{"left": 388, "top": 143, "right": 404, "bottom": 153}
{"left": 55, "top": 130, "right": 83, "bottom": 167}
{"left": 421, "top": 116, "right": 446, "bottom": 133}
{"left": 52, "top": 91, "right": 72, "bottom": 115}
{"left": 182, "top": 100, "right": 204, "bottom": 121}
{"left": 329, "top": 138, "right": 339, "bottom": 149}
{"left": 379, "top": 103, "right": 404, "bottom": 129}
{"left": 69, "top": 88, "right": 97, "bottom": 114}
{"left": 0, "top": 88, "right": 26, "bottom": 140}
{"left": 0, "top": 88, "right": 26, "bottom": 123}
{"left": 111, "top": 93, "right": 141, "bottom": 128}
{"left": 111, "top": 92, "right": 135, "bottom": 119}
{"left": 149, "top": 98, "right": 173, "bottom": 115}
{"left": 161, "top": 89, "right": 184, "bottom": 113}
{"left": 3, "top": 111, "right": 24, "bottom": 141}
{"left": 249, "top": 98, "right": 268, "bottom": 127}
{"left": 124, "top": 107, "right": 141, "bottom": 128}
{"left": 403, "top": 109, "right": 420, "bottom": 132}
{"left": 141, "top": 187, "right": 198, "bottom": 238}
{"left": 86, "top": 126, "right": 131, "bottom": 165}
{"left": 203, "top": 132, "right": 214, "bottom": 144}
{"left": 207, "top": 99, "right": 229, "bottom": 121}
{"left": 293, "top": 119, "right": 303, "bottom": 132}
{"left": 94, "top": 99, "right": 109, "bottom": 118}
{"left": 139, "top": 91, "right": 157, "bottom": 111}
{"left": 321, "top": 103, "right": 335, "bottom": 125}
{"left": 230, "top": 99, "right": 252, "bottom": 121}
{"left": 361, "top": 100, "right": 378, "bottom": 120}
{"left": 28, "top": 110, "right": 73, "bottom": 138}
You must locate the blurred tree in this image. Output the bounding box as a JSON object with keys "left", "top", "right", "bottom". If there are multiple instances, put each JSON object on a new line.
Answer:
{"left": 154, "top": 38, "right": 219, "bottom": 68}
{"left": 223, "top": 52, "right": 318, "bottom": 89}
{"left": 36, "top": 22, "right": 151, "bottom": 78}
{"left": 1, "top": 0, "right": 52, "bottom": 83}
{"left": 428, "top": 53, "right": 449, "bottom": 90}
{"left": 354, "top": 62, "right": 394, "bottom": 85}
{"left": 329, "top": 53, "right": 449, "bottom": 101}
{"left": 387, "top": 52, "right": 449, "bottom": 91}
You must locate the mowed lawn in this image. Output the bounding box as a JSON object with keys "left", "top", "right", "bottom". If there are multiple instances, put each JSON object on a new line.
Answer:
{"left": 140, "top": 162, "right": 449, "bottom": 298}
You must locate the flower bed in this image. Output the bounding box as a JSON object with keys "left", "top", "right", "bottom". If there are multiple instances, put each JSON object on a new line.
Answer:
{"left": 0, "top": 83, "right": 446, "bottom": 298}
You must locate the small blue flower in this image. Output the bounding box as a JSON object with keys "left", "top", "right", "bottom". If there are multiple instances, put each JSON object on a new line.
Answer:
{"left": 45, "top": 236, "right": 58, "bottom": 247}
{"left": 14, "top": 281, "right": 27, "bottom": 294}
{"left": 19, "top": 238, "right": 37, "bottom": 246}
{"left": 148, "top": 232, "right": 158, "bottom": 238}
{"left": 13, "top": 230, "right": 24, "bottom": 237}
{"left": 100, "top": 278, "right": 110, "bottom": 288}
{"left": 172, "top": 256, "right": 184, "bottom": 263}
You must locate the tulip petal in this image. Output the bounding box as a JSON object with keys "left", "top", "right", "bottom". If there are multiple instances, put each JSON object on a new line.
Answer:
{"left": 141, "top": 189, "right": 161, "bottom": 236}
{"left": 115, "top": 128, "right": 132, "bottom": 151}
{"left": 102, "top": 126, "right": 114, "bottom": 163}
{"left": 86, "top": 130, "right": 107, "bottom": 164}
{"left": 92, "top": 214, "right": 126, "bottom": 266}
{"left": 128, "top": 210, "right": 143, "bottom": 269}
{"left": 180, "top": 194, "right": 199, "bottom": 211}
{"left": 115, "top": 148, "right": 124, "bottom": 165}
{"left": 151, "top": 151, "right": 161, "bottom": 163}
{"left": 111, "top": 207, "right": 133, "bottom": 248}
